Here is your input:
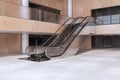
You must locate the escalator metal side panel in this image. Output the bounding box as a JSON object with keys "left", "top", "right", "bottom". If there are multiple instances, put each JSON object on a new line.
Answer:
{"left": 41, "top": 17, "right": 74, "bottom": 46}
{"left": 53, "top": 24, "right": 78, "bottom": 47}
{"left": 62, "top": 22, "right": 88, "bottom": 57}
{"left": 49, "top": 24, "right": 74, "bottom": 47}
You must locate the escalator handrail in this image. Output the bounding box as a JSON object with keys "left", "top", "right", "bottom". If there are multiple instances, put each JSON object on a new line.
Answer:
{"left": 25, "top": 17, "right": 74, "bottom": 53}
{"left": 48, "top": 17, "right": 84, "bottom": 47}
{"left": 62, "top": 16, "right": 102, "bottom": 55}
{"left": 41, "top": 17, "right": 74, "bottom": 46}
{"left": 61, "top": 16, "right": 93, "bottom": 43}
{"left": 56, "top": 17, "right": 85, "bottom": 47}
{"left": 83, "top": 16, "right": 104, "bottom": 25}
{"left": 51, "top": 16, "right": 98, "bottom": 57}
{"left": 48, "top": 17, "right": 80, "bottom": 47}
{"left": 60, "top": 17, "right": 87, "bottom": 46}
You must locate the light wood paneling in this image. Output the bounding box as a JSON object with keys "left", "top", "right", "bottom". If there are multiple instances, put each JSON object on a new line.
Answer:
{"left": 0, "top": 16, "right": 60, "bottom": 33}
{"left": 0, "top": 0, "right": 22, "bottom": 55}
{"left": 96, "top": 24, "right": 120, "bottom": 35}
{"left": 1, "top": 0, "right": 22, "bottom": 5}
{"left": 80, "top": 35, "right": 92, "bottom": 49}
{"left": 30, "top": 0, "right": 68, "bottom": 16}
{"left": 73, "top": 0, "right": 120, "bottom": 17}
{"left": 0, "top": 33, "right": 22, "bottom": 54}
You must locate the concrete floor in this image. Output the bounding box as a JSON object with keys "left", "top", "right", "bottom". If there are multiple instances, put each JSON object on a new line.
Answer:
{"left": 0, "top": 49, "right": 120, "bottom": 80}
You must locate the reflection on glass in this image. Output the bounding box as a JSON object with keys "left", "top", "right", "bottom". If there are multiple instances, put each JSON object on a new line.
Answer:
{"left": 102, "top": 16, "right": 110, "bottom": 24}
{"left": 86, "top": 22, "right": 96, "bottom": 26}
{"left": 43, "top": 11, "right": 59, "bottom": 23}
{"left": 92, "top": 6, "right": 120, "bottom": 25}
{"left": 97, "top": 16, "right": 103, "bottom": 20}
{"left": 30, "top": 8, "right": 39, "bottom": 20}
{"left": 111, "top": 14, "right": 119, "bottom": 24}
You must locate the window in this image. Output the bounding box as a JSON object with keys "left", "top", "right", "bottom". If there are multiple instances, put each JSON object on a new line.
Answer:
{"left": 111, "top": 14, "right": 119, "bottom": 24}
{"left": 29, "top": 3, "right": 61, "bottom": 23}
{"left": 92, "top": 6, "right": 120, "bottom": 24}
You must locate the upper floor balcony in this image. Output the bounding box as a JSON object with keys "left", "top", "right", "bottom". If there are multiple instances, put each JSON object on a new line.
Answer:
{"left": 0, "top": 1, "right": 67, "bottom": 34}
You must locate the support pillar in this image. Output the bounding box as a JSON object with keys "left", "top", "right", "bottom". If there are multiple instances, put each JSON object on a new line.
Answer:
{"left": 22, "top": 0, "right": 29, "bottom": 53}
{"left": 68, "top": 0, "right": 73, "bottom": 17}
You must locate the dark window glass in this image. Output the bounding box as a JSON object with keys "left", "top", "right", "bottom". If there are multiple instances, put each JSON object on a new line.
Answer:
{"left": 110, "top": 6, "right": 120, "bottom": 15}
{"left": 29, "top": 2, "right": 61, "bottom": 23}
{"left": 29, "top": 34, "right": 52, "bottom": 46}
{"left": 91, "top": 6, "right": 120, "bottom": 24}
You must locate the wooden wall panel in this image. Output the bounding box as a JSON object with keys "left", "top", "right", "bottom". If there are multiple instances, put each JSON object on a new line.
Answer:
{"left": 0, "top": 16, "right": 60, "bottom": 33}
{"left": 0, "top": 0, "right": 51, "bottom": 55}
{"left": 0, "top": 33, "right": 22, "bottom": 54}
{"left": 73, "top": 0, "right": 120, "bottom": 17}
{"left": 30, "top": 0, "right": 68, "bottom": 16}
{"left": 80, "top": 35, "right": 92, "bottom": 49}
{"left": 1, "top": 0, "right": 22, "bottom": 5}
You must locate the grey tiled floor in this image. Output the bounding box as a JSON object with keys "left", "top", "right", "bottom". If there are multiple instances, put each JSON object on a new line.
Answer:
{"left": 0, "top": 49, "right": 120, "bottom": 80}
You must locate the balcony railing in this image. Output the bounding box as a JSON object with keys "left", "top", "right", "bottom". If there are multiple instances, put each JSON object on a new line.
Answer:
{"left": 0, "top": 1, "right": 68, "bottom": 24}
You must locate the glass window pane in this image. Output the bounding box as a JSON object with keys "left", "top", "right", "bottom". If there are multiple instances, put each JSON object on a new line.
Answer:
{"left": 102, "top": 16, "right": 110, "bottom": 24}
{"left": 97, "top": 16, "right": 102, "bottom": 20}
{"left": 111, "top": 14, "right": 119, "bottom": 24}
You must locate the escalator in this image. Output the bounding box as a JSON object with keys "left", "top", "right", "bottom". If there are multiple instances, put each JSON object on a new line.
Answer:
{"left": 49, "top": 17, "right": 84, "bottom": 47}
{"left": 25, "top": 17, "right": 76, "bottom": 61}
{"left": 25, "top": 16, "right": 103, "bottom": 61}
{"left": 41, "top": 17, "right": 75, "bottom": 46}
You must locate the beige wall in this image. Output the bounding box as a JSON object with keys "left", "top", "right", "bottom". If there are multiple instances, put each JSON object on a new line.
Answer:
{"left": 73, "top": 0, "right": 120, "bottom": 17}
{"left": 80, "top": 26, "right": 96, "bottom": 35}
{"left": 78, "top": 24, "right": 120, "bottom": 35}
{"left": 96, "top": 24, "right": 120, "bottom": 35}
{"left": 0, "top": 16, "right": 60, "bottom": 33}
{"left": 0, "top": 0, "right": 22, "bottom": 55}
{"left": 1, "top": 0, "right": 22, "bottom": 5}
{"left": 30, "top": 0, "right": 68, "bottom": 16}
{"left": 80, "top": 35, "right": 92, "bottom": 49}
{"left": 0, "top": 33, "right": 22, "bottom": 54}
